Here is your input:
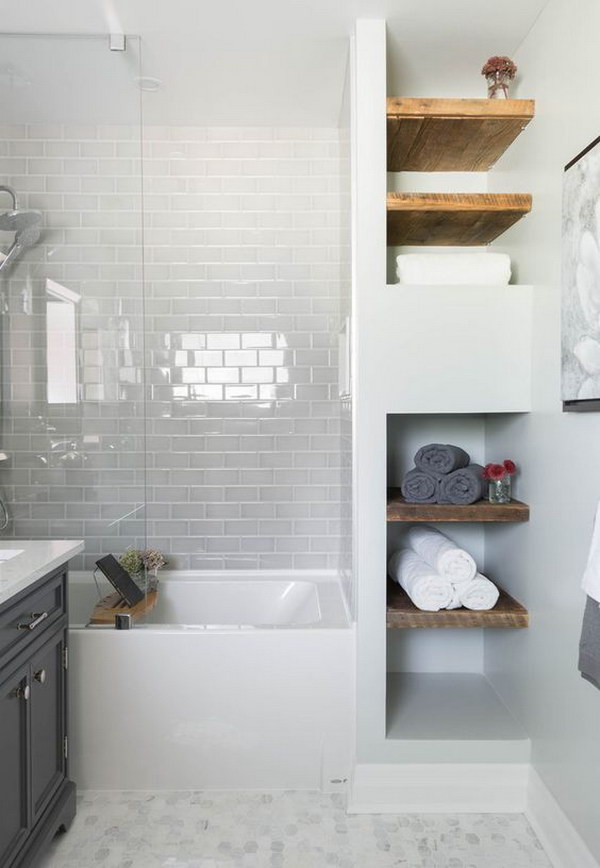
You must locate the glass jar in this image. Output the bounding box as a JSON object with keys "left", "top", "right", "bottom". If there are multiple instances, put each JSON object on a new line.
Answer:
{"left": 486, "top": 72, "right": 511, "bottom": 99}
{"left": 488, "top": 475, "right": 511, "bottom": 504}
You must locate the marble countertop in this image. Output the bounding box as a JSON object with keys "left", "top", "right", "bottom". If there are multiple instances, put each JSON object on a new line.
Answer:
{"left": 0, "top": 539, "right": 84, "bottom": 608}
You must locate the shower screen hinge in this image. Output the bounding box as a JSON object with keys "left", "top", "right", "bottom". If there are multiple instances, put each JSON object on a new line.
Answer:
{"left": 62, "top": 647, "right": 68, "bottom": 671}
{"left": 109, "top": 33, "right": 126, "bottom": 52}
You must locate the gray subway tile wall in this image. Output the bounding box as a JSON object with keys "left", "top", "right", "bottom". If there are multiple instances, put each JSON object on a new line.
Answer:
{"left": 0, "top": 125, "right": 352, "bottom": 575}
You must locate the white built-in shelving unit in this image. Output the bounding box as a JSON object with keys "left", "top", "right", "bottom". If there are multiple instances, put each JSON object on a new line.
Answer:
{"left": 350, "top": 20, "right": 536, "bottom": 812}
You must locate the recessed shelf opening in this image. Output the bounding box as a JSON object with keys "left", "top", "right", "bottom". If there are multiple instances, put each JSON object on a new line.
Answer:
{"left": 386, "top": 672, "right": 528, "bottom": 743}
{"left": 385, "top": 412, "right": 531, "bottom": 760}
{"left": 386, "top": 96, "right": 534, "bottom": 281}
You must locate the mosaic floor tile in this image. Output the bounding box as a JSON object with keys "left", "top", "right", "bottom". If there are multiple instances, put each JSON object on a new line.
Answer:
{"left": 39, "top": 790, "right": 551, "bottom": 868}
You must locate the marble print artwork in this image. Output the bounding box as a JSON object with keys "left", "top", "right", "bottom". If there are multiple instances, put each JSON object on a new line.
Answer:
{"left": 562, "top": 136, "right": 600, "bottom": 402}
{"left": 39, "top": 790, "right": 551, "bottom": 868}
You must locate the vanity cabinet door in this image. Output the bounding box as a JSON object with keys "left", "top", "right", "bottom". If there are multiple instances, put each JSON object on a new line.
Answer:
{"left": 30, "top": 629, "right": 67, "bottom": 825}
{"left": 0, "top": 661, "right": 29, "bottom": 867}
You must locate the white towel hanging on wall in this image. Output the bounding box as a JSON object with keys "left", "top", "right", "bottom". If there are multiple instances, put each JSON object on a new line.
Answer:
{"left": 582, "top": 500, "right": 600, "bottom": 603}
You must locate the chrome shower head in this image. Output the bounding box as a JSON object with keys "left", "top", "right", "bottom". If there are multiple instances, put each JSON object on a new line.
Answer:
{"left": 0, "top": 209, "right": 42, "bottom": 233}
{"left": 0, "top": 222, "right": 42, "bottom": 274}
{"left": 15, "top": 223, "right": 41, "bottom": 248}
{"left": 0, "top": 184, "right": 42, "bottom": 274}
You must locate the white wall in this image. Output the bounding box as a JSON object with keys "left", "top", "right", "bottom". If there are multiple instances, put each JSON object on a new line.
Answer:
{"left": 486, "top": 0, "right": 600, "bottom": 858}
{"left": 353, "top": 19, "right": 388, "bottom": 761}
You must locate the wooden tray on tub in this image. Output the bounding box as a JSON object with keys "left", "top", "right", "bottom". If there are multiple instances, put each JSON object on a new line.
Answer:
{"left": 89, "top": 588, "right": 158, "bottom": 626}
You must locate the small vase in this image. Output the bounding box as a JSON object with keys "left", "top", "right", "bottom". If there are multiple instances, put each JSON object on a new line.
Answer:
{"left": 488, "top": 475, "right": 511, "bottom": 504}
{"left": 132, "top": 571, "right": 146, "bottom": 590}
{"left": 486, "top": 72, "right": 511, "bottom": 99}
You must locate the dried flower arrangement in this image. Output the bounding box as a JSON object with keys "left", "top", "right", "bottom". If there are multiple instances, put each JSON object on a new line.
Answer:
{"left": 481, "top": 56, "right": 518, "bottom": 79}
{"left": 482, "top": 56, "right": 517, "bottom": 98}
{"left": 483, "top": 459, "right": 517, "bottom": 481}
{"left": 142, "top": 549, "right": 167, "bottom": 573}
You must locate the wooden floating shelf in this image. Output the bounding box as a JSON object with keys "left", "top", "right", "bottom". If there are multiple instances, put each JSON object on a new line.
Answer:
{"left": 387, "top": 489, "right": 530, "bottom": 523}
{"left": 89, "top": 588, "right": 158, "bottom": 626}
{"left": 387, "top": 192, "right": 532, "bottom": 246}
{"left": 387, "top": 582, "right": 529, "bottom": 629}
{"left": 387, "top": 97, "right": 535, "bottom": 172}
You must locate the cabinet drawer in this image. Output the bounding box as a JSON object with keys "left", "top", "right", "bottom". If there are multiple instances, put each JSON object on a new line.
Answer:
{"left": 0, "top": 571, "right": 66, "bottom": 668}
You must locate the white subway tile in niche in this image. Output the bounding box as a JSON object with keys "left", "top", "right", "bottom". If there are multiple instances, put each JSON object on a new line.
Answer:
{"left": 0, "top": 125, "right": 351, "bottom": 572}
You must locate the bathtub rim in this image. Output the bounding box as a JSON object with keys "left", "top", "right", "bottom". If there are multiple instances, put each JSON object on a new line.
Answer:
{"left": 68, "top": 568, "right": 353, "bottom": 631}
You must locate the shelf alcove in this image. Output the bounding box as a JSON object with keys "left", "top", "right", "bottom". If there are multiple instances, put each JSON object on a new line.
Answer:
{"left": 385, "top": 672, "right": 530, "bottom": 763}
{"left": 386, "top": 97, "right": 534, "bottom": 248}
{"left": 385, "top": 412, "right": 531, "bottom": 763}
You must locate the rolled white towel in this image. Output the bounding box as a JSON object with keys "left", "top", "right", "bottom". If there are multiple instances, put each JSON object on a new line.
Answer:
{"left": 406, "top": 525, "right": 477, "bottom": 584}
{"left": 396, "top": 252, "right": 511, "bottom": 286}
{"left": 447, "top": 579, "right": 474, "bottom": 610}
{"left": 582, "top": 500, "right": 600, "bottom": 603}
{"left": 388, "top": 549, "right": 453, "bottom": 612}
{"left": 458, "top": 574, "right": 500, "bottom": 611}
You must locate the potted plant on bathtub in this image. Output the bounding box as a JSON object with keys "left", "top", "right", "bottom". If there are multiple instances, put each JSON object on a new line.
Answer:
{"left": 119, "top": 547, "right": 167, "bottom": 591}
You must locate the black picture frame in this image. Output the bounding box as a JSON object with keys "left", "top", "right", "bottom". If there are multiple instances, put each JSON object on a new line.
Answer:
{"left": 562, "top": 134, "right": 600, "bottom": 411}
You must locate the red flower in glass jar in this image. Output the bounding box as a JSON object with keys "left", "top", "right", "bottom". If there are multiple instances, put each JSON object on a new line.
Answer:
{"left": 503, "top": 459, "right": 517, "bottom": 475}
{"left": 487, "top": 463, "right": 506, "bottom": 481}
{"left": 481, "top": 56, "right": 517, "bottom": 78}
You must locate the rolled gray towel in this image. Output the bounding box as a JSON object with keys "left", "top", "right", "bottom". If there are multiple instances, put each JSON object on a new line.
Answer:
{"left": 414, "top": 443, "right": 470, "bottom": 476}
{"left": 438, "top": 463, "right": 485, "bottom": 505}
{"left": 401, "top": 468, "right": 440, "bottom": 503}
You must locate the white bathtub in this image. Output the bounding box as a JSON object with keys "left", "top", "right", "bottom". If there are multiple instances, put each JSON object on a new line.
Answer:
{"left": 68, "top": 571, "right": 354, "bottom": 791}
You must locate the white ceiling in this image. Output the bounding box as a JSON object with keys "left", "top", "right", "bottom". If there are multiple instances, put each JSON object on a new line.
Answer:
{"left": 0, "top": 0, "right": 550, "bottom": 126}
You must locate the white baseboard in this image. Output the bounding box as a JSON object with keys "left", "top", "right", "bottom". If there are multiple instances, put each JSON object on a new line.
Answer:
{"left": 525, "top": 769, "right": 599, "bottom": 868}
{"left": 348, "top": 763, "right": 599, "bottom": 868}
{"left": 348, "top": 763, "right": 529, "bottom": 813}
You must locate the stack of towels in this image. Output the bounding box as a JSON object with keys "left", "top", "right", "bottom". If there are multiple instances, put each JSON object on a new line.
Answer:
{"left": 395, "top": 252, "right": 512, "bottom": 285}
{"left": 389, "top": 525, "right": 500, "bottom": 612}
{"left": 401, "top": 443, "right": 485, "bottom": 505}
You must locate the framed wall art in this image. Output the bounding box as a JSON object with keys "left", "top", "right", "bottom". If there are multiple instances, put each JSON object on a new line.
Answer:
{"left": 562, "top": 134, "right": 600, "bottom": 411}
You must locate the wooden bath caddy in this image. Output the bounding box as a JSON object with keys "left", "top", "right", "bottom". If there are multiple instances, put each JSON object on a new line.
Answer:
{"left": 89, "top": 588, "right": 158, "bottom": 626}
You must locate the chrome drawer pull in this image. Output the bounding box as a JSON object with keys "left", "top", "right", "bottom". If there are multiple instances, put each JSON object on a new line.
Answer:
{"left": 34, "top": 669, "right": 46, "bottom": 684}
{"left": 17, "top": 611, "right": 49, "bottom": 631}
{"left": 12, "top": 683, "right": 30, "bottom": 701}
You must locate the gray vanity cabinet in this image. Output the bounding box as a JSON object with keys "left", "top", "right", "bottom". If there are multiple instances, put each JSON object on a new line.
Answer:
{"left": 30, "top": 629, "right": 67, "bottom": 825}
{"left": 0, "top": 658, "right": 30, "bottom": 865}
{"left": 0, "top": 566, "right": 75, "bottom": 868}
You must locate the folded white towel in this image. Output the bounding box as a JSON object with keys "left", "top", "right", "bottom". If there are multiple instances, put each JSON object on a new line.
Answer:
{"left": 396, "top": 253, "right": 511, "bottom": 286}
{"left": 582, "top": 500, "right": 600, "bottom": 604}
{"left": 458, "top": 574, "right": 500, "bottom": 611}
{"left": 388, "top": 549, "right": 453, "bottom": 611}
{"left": 406, "top": 525, "right": 477, "bottom": 584}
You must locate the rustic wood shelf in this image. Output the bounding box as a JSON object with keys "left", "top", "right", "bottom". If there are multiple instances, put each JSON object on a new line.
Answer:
{"left": 387, "top": 192, "right": 532, "bottom": 246}
{"left": 387, "top": 97, "right": 535, "bottom": 172}
{"left": 387, "top": 489, "right": 530, "bottom": 522}
{"left": 387, "top": 582, "right": 529, "bottom": 629}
